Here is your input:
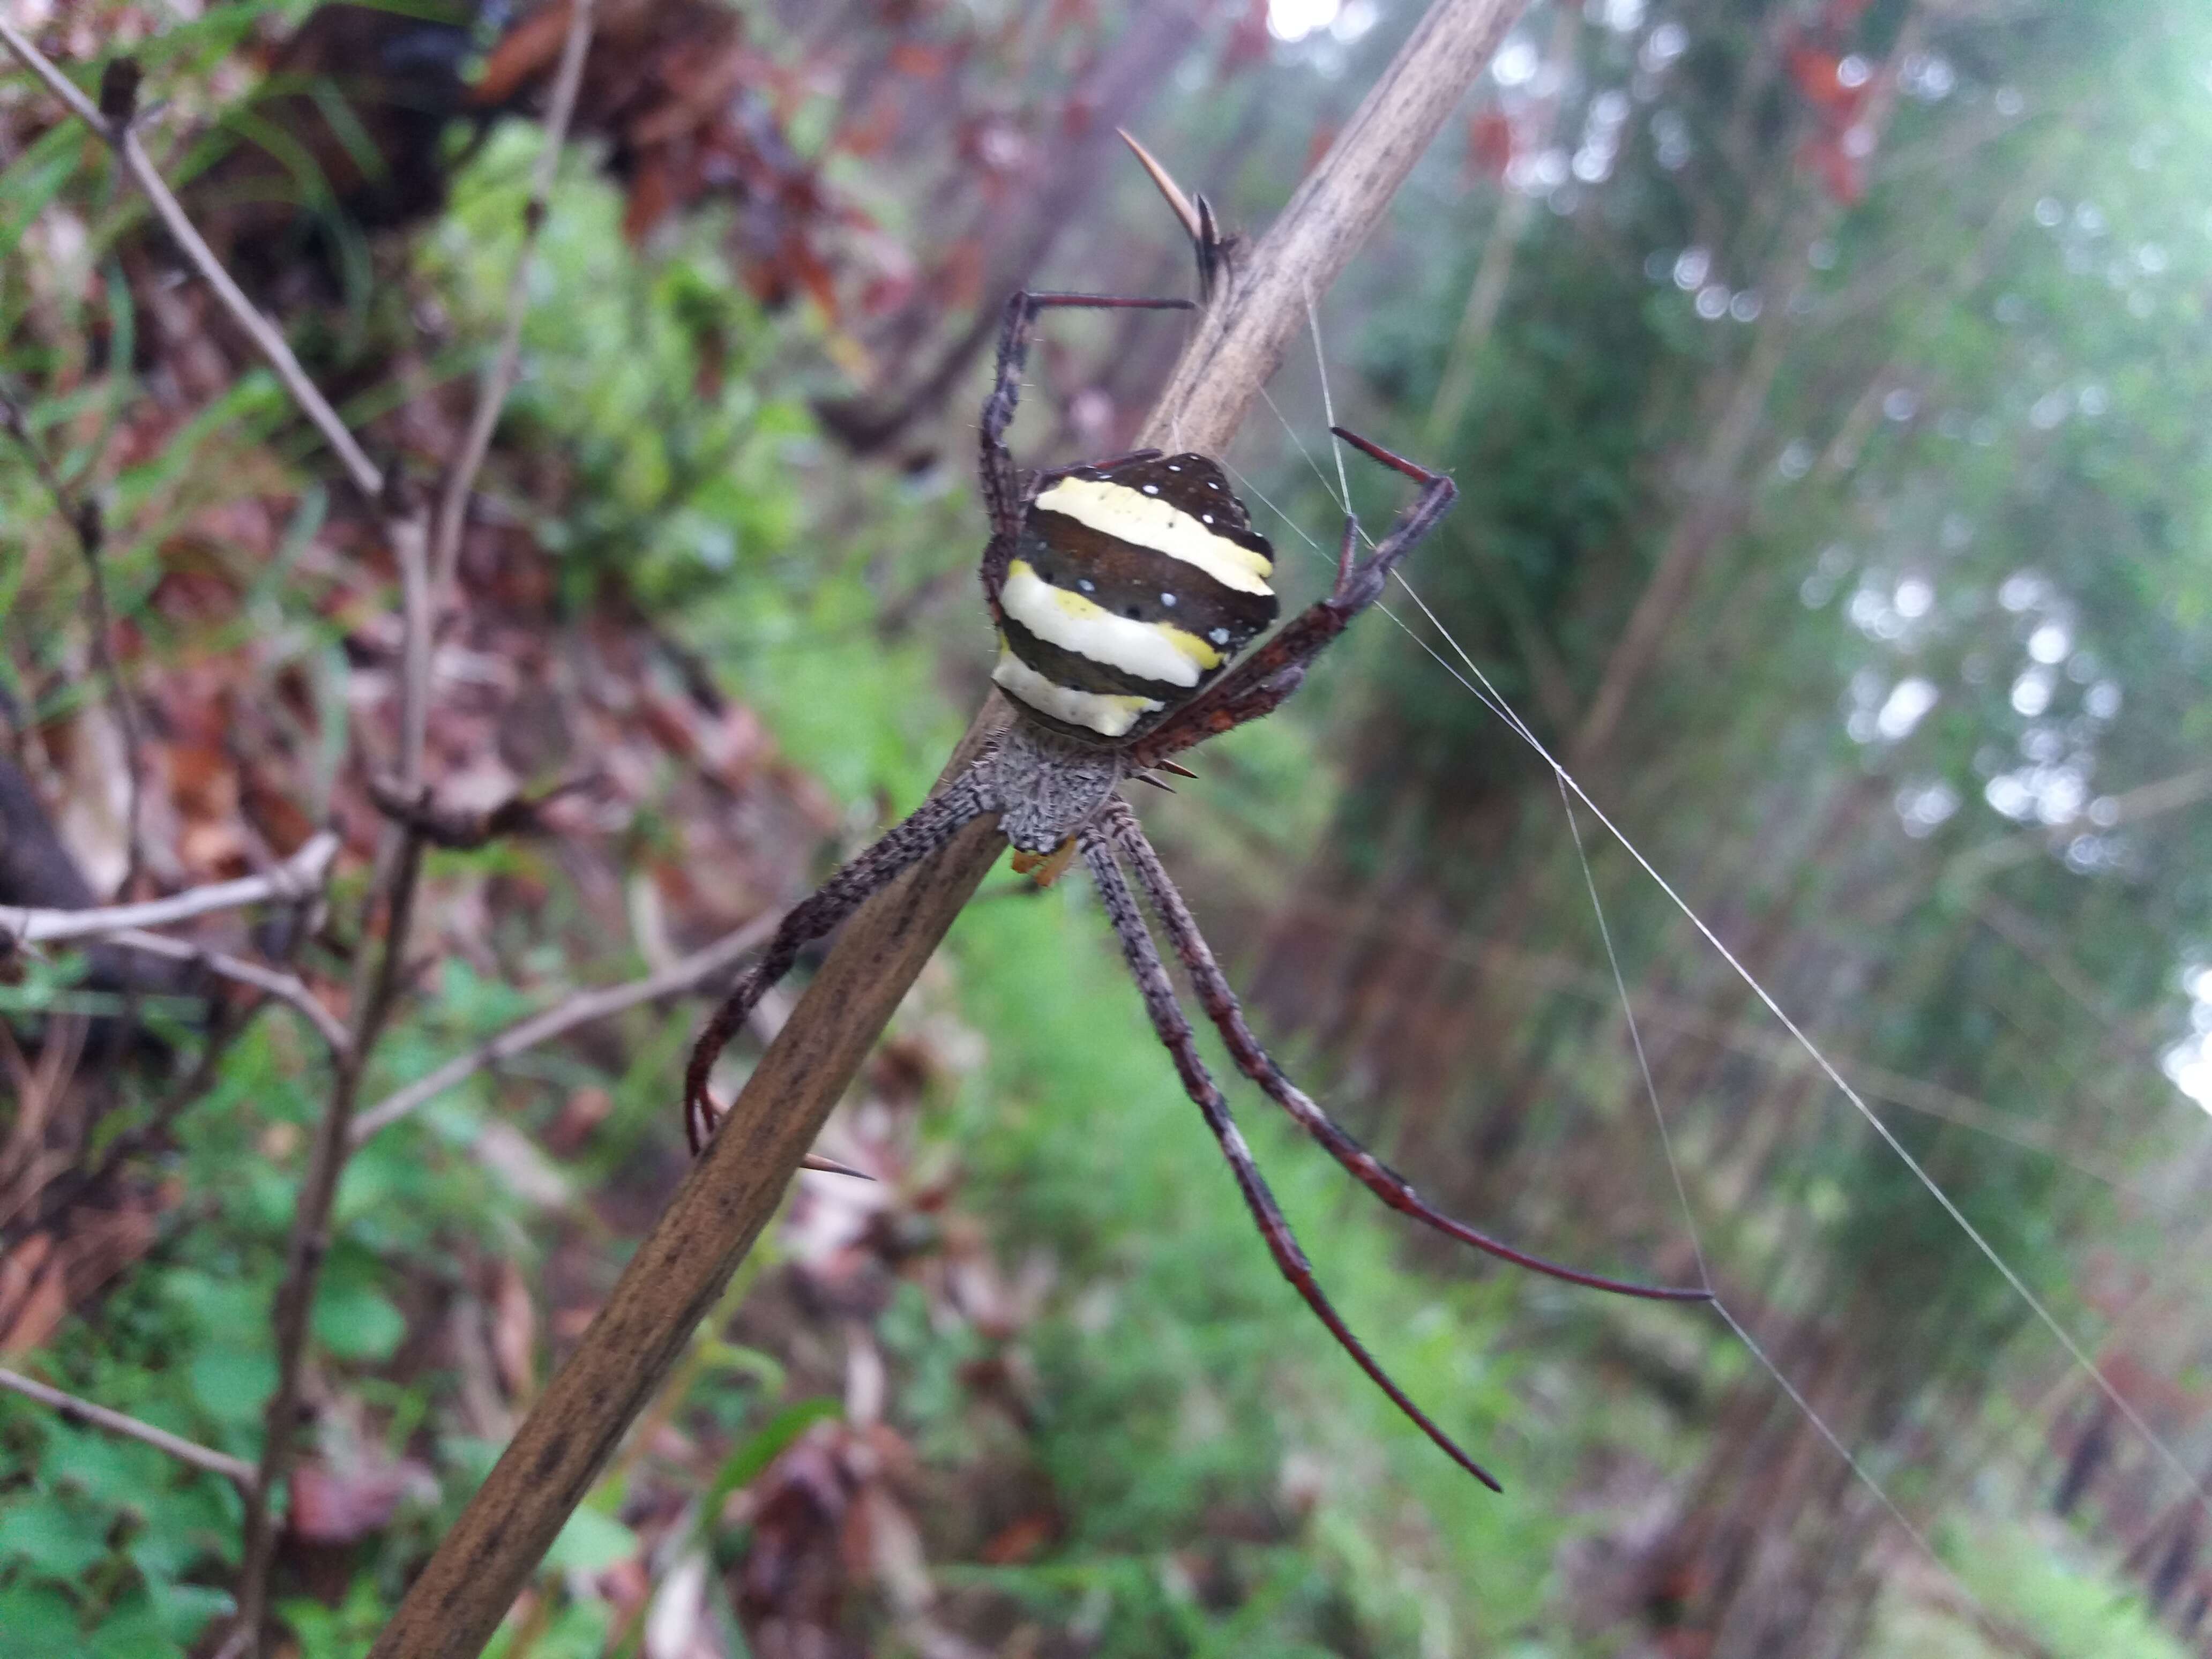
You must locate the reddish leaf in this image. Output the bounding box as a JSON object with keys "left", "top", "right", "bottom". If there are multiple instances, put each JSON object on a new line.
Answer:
{"left": 977, "top": 1511, "right": 1057, "bottom": 1565}
{"left": 472, "top": 0, "right": 578, "bottom": 108}
{"left": 887, "top": 42, "right": 948, "bottom": 77}
{"left": 288, "top": 1458, "right": 426, "bottom": 1544}
{"left": 1467, "top": 108, "right": 1516, "bottom": 180}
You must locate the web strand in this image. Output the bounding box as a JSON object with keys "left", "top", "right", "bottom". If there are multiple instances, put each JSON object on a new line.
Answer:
{"left": 1234, "top": 326, "right": 2212, "bottom": 1543}
{"left": 1554, "top": 779, "right": 2005, "bottom": 1623}
{"left": 1224, "top": 453, "right": 2042, "bottom": 1623}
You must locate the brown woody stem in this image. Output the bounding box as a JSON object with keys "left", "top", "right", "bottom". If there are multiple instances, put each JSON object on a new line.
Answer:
{"left": 368, "top": 4, "right": 1523, "bottom": 1654}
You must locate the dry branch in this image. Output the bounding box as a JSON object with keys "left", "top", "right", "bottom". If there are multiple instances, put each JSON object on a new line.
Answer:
{"left": 0, "top": 393, "right": 149, "bottom": 890}
{"left": 368, "top": 4, "right": 1525, "bottom": 1654}
{"left": 0, "top": 832, "right": 339, "bottom": 947}
{"left": 104, "top": 929, "right": 350, "bottom": 1057}
{"left": 349, "top": 908, "right": 777, "bottom": 1145}
{"left": 0, "top": 23, "right": 384, "bottom": 502}
{"left": 430, "top": 0, "right": 596, "bottom": 600}
{"left": 0, "top": 1365, "right": 258, "bottom": 1490}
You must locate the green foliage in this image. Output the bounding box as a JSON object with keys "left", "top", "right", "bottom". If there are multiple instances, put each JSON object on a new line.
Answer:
{"left": 426, "top": 128, "right": 812, "bottom": 611}
{"left": 939, "top": 885, "right": 1571, "bottom": 1651}
{"left": 1890, "top": 1515, "right": 2196, "bottom": 1659}
{"left": 0, "top": 1407, "right": 241, "bottom": 1656}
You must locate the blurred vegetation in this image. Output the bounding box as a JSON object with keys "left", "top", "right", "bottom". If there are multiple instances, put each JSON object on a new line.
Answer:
{"left": 3, "top": 1, "right": 2211, "bottom": 1656}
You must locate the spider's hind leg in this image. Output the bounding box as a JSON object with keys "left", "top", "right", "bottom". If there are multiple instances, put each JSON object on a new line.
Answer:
{"left": 1077, "top": 819, "right": 1505, "bottom": 1490}
{"left": 1100, "top": 798, "right": 1708, "bottom": 1304}
{"left": 683, "top": 765, "right": 999, "bottom": 1153}
{"left": 978, "top": 292, "right": 1194, "bottom": 616}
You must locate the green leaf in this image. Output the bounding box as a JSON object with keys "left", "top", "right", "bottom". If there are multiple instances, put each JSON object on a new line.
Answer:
{"left": 86, "top": 1579, "right": 200, "bottom": 1659}
{"left": 44, "top": 1421, "right": 162, "bottom": 1506}
{"left": 0, "top": 1583, "right": 81, "bottom": 1658}
{"left": 188, "top": 1346, "right": 277, "bottom": 1432}
{"left": 699, "top": 1398, "right": 841, "bottom": 1527}
{"left": 311, "top": 1277, "right": 406, "bottom": 1363}
{"left": 541, "top": 1505, "right": 638, "bottom": 1575}
{"left": 147, "top": 1582, "right": 235, "bottom": 1646}
{"left": 0, "top": 1491, "right": 111, "bottom": 1578}
{"left": 0, "top": 126, "right": 83, "bottom": 264}
{"left": 131, "top": 1481, "right": 241, "bottom": 1580}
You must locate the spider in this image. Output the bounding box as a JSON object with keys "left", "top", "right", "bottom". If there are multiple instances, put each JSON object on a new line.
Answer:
{"left": 684, "top": 287, "right": 1710, "bottom": 1489}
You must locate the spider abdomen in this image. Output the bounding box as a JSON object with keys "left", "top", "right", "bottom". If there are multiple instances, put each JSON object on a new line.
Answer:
{"left": 993, "top": 453, "right": 1277, "bottom": 741}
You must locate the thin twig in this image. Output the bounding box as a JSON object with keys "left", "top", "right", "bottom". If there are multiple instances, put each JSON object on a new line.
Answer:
{"left": 0, "top": 392, "right": 148, "bottom": 892}
{"left": 230, "top": 283, "right": 445, "bottom": 1658}
{"left": 0, "top": 30, "right": 443, "bottom": 1654}
{"left": 233, "top": 508, "right": 432, "bottom": 1652}
{"left": 0, "top": 25, "right": 384, "bottom": 501}
{"left": 363, "top": 771, "right": 592, "bottom": 850}
{"left": 350, "top": 909, "right": 775, "bottom": 1146}
{"left": 106, "top": 928, "right": 350, "bottom": 1056}
{"left": 233, "top": 828, "right": 427, "bottom": 1655}
{"left": 431, "top": 0, "right": 596, "bottom": 601}
{"left": 0, "top": 831, "right": 339, "bottom": 947}
{"left": 0, "top": 1365, "right": 258, "bottom": 1489}
{"left": 368, "top": 5, "right": 1526, "bottom": 1654}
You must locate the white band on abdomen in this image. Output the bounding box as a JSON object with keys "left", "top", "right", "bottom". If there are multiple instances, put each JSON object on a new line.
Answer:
{"left": 992, "top": 648, "right": 1161, "bottom": 737}
{"left": 1000, "top": 564, "right": 1211, "bottom": 686}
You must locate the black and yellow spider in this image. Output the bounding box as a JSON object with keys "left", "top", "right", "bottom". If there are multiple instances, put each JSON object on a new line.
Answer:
{"left": 685, "top": 288, "right": 1709, "bottom": 1489}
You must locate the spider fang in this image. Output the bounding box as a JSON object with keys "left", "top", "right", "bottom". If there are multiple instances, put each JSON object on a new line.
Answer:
{"left": 1010, "top": 838, "right": 1081, "bottom": 886}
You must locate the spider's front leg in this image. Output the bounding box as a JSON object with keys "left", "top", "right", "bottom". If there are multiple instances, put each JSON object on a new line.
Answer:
{"left": 976, "top": 290, "right": 1195, "bottom": 619}
{"left": 1097, "top": 799, "right": 1708, "bottom": 1303}
{"left": 1077, "top": 820, "right": 1505, "bottom": 1490}
{"left": 1127, "top": 426, "right": 1456, "bottom": 767}
{"left": 683, "top": 764, "right": 999, "bottom": 1153}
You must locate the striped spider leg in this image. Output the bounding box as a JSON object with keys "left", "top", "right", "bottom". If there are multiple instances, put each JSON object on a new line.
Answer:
{"left": 978, "top": 288, "right": 1197, "bottom": 618}
{"left": 1079, "top": 428, "right": 1706, "bottom": 1483}
{"left": 1076, "top": 818, "right": 1507, "bottom": 1489}
{"left": 1098, "top": 797, "right": 1708, "bottom": 1304}
{"left": 683, "top": 282, "right": 1706, "bottom": 1481}
{"left": 682, "top": 770, "right": 999, "bottom": 1154}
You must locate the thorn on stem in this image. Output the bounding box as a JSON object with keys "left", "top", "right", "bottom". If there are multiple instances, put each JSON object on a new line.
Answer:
{"left": 1116, "top": 128, "right": 1236, "bottom": 303}
{"left": 1118, "top": 128, "right": 1202, "bottom": 244}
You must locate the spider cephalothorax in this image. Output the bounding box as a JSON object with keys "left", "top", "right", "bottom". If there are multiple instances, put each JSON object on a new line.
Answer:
{"left": 684, "top": 288, "right": 1709, "bottom": 1488}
